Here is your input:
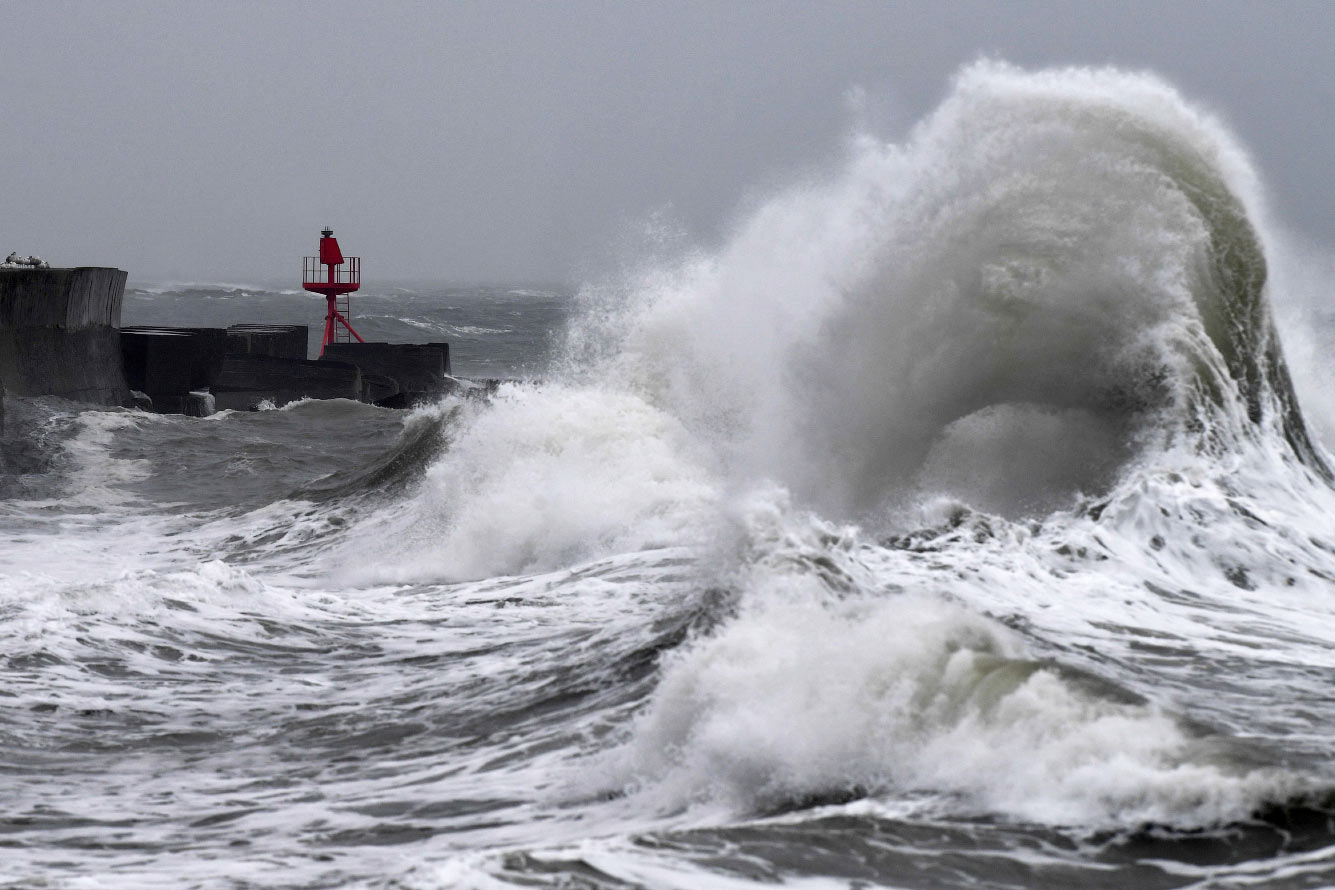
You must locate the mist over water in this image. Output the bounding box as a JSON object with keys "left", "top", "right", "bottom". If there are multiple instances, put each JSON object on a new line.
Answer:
{"left": 6, "top": 61, "right": 1335, "bottom": 889}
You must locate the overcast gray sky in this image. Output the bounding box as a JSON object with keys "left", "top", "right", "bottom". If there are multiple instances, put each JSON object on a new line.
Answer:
{"left": 2, "top": 1, "right": 1332, "bottom": 285}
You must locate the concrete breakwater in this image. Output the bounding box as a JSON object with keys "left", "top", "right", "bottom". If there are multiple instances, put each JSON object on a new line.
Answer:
{"left": 122, "top": 326, "right": 453, "bottom": 412}
{"left": 0, "top": 268, "right": 457, "bottom": 419}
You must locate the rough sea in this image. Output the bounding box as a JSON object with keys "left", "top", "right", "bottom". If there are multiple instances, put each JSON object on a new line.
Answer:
{"left": 6, "top": 62, "right": 1335, "bottom": 889}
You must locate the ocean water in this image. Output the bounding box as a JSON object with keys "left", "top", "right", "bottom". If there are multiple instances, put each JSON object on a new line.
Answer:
{"left": 5, "top": 61, "right": 1335, "bottom": 889}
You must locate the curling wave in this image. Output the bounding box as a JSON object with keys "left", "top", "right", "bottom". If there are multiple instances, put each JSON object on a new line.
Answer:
{"left": 567, "top": 61, "right": 1324, "bottom": 521}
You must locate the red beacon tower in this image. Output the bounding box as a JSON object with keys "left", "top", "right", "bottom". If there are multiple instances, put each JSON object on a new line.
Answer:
{"left": 302, "top": 227, "right": 365, "bottom": 355}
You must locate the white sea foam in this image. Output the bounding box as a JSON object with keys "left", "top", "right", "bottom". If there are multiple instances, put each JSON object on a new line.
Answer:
{"left": 344, "top": 385, "right": 720, "bottom": 583}
{"left": 538, "top": 62, "right": 1335, "bottom": 831}
{"left": 0, "top": 408, "right": 156, "bottom": 517}
{"left": 585, "top": 485, "right": 1304, "bottom": 829}
{"left": 130, "top": 280, "right": 283, "bottom": 295}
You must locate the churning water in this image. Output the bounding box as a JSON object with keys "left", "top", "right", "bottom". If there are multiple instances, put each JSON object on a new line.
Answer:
{"left": 6, "top": 61, "right": 1335, "bottom": 889}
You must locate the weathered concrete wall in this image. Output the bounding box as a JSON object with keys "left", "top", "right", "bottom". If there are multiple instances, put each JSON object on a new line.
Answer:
{"left": 0, "top": 267, "right": 131, "bottom": 405}
{"left": 320, "top": 342, "right": 452, "bottom": 406}
{"left": 121, "top": 327, "right": 227, "bottom": 411}
{"left": 112, "top": 322, "right": 455, "bottom": 414}
{"left": 213, "top": 354, "right": 361, "bottom": 410}
{"left": 226, "top": 324, "right": 308, "bottom": 361}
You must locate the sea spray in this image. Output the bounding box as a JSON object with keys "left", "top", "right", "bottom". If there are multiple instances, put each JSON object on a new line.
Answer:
{"left": 564, "top": 61, "right": 1321, "bottom": 523}
{"left": 343, "top": 385, "right": 721, "bottom": 583}
{"left": 547, "top": 62, "right": 1335, "bottom": 831}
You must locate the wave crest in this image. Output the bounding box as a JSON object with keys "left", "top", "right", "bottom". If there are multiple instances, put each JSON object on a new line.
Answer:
{"left": 570, "top": 61, "right": 1324, "bottom": 520}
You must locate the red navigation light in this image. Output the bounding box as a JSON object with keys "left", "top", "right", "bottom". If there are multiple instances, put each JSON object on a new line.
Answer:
{"left": 318, "top": 228, "right": 344, "bottom": 267}
{"left": 302, "top": 227, "right": 364, "bottom": 355}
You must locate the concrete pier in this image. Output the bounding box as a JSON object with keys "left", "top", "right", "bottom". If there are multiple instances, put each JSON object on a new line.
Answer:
{"left": 121, "top": 325, "right": 453, "bottom": 413}
{"left": 0, "top": 267, "right": 130, "bottom": 405}
{"left": 321, "top": 342, "right": 452, "bottom": 407}
{"left": 0, "top": 268, "right": 461, "bottom": 417}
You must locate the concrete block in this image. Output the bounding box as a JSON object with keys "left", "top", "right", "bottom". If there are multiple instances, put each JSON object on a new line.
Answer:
{"left": 426, "top": 342, "right": 452, "bottom": 376}
{"left": 183, "top": 391, "right": 216, "bottom": 417}
{"left": 0, "top": 267, "right": 131, "bottom": 405}
{"left": 360, "top": 371, "right": 401, "bottom": 405}
{"left": 121, "top": 327, "right": 227, "bottom": 407}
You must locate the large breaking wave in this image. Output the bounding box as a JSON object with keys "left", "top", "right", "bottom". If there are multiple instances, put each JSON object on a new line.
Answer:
{"left": 561, "top": 60, "right": 1324, "bottom": 522}
{"left": 339, "top": 62, "right": 1335, "bottom": 841}
{"left": 363, "top": 62, "right": 1329, "bottom": 585}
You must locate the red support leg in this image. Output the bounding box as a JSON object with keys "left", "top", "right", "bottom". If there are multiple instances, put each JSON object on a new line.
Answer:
{"left": 332, "top": 310, "right": 365, "bottom": 343}
{"left": 320, "top": 296, "right": 338, "bottom": 355}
